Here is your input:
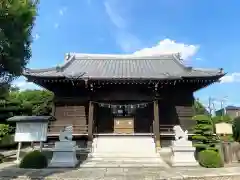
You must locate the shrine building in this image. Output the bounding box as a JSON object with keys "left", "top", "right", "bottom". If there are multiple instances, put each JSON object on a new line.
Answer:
{"left": 23, "top": 53, "right": 225, "bottom": 148}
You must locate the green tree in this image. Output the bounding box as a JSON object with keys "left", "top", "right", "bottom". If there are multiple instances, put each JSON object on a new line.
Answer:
{"left": 212, "top": 115, "right": 232, "bottom": 125}
{"left": 232, "top": 116, "right": 240, "bottom": 142}
{"left": 0, "top": 89, "right": 54, "bottom": 122}
{"left": 0, "top": 0, "right": 38, "bottom": 89}
{"left": 193, "top": 99, "right": 209, "bottom": 115}
{"left": 192, "top": 114, "right": 218, "bottom": 151}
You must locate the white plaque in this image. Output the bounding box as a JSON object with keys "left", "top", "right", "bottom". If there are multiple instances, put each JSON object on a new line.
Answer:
{"left": 14, "top": 122, "right": 48, "bottom": 142}
{"left": 215, "top": 122, "right": 233, "bottom": 135}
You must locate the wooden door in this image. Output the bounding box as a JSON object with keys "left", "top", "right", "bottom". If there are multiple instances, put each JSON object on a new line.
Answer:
{"left": 114, "top": 117, "right": 134, "bottom": 134}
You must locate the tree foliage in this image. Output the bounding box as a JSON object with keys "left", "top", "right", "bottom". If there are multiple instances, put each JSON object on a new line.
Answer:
{"left": 212, "top": 115, "right": 232, "bottom": 124}
{"left": 192, "top": 114, "right": 218, "bottom": 151}
{"left": 193, "top": 100, "right": 209, "bottom": 115}
{"left": 0, "top": 89, "right": 54, "bottom": 122}
{"left": 232, "top": 116, "right": 240, "bottom": 142}
{"left": 0, "top": 0, "right": 38, "bottom": 85}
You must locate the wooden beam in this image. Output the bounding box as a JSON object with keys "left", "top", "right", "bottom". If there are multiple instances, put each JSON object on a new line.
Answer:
{"left": 88, "top": 101, "right": 94, "bottom": 140}
{"left": 153, "top": 100, "right": 161, "bottom": 150}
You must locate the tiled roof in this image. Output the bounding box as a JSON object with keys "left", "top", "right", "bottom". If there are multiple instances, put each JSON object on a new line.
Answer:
{"left": 23, "top": 53, "right": 225, "bottom": 80}
{"left": 225, "top": 106, "right": 240, "bottom": 110}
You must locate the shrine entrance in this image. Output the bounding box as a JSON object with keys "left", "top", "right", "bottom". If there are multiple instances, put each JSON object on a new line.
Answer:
{"left": 94, "top": 102, "right": 153, "bottom": 134}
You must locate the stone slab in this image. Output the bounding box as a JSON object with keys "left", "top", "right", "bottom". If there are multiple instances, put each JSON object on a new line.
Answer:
{"left": 1, "top": 165, "right": 240, "bottom": 179}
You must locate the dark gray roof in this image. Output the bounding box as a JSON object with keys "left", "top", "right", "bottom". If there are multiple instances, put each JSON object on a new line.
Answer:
{"left": 7, "top": 116, "right": 56, "bottom": 122}
{"left": 23, "top": 53, "right": 225, "bottom": 80}
{"left": 225, "top": 106, "right": 240, "bottom": 110}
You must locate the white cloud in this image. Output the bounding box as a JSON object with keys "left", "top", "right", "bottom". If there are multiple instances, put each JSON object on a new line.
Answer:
{"left": 54, "top": 23, "right": 59, "bottom": 29}
{"left": 133, "top": 39, "right": 199, "bottom": 60}
{"left": 196, "top": 57, "right": 202, "bottom": 61}
{"left": 104, "top": 0, "right": 141, "bottom": 52}
{"left": 33, "top": 33, "right": 40, "bottom": 41}
{"left": 104, "top": 1, "right": 126, "bottom": 29}
{"left": 116, "top": 31, "right": 142, "bottom": 52}
{"left": 220, "top": 73, "right": 240, "bottom": 83}
{"left": 12, "top": 77, "right": 42, "bottom": 91}
{"left": 104, "top": 1, "right": 199, "bottom": 57}
{"left": 87, "top": 0, "right": 92, "bottom": 5}
{"left": 59, "top": 7, "right": 67, "bottom": 16}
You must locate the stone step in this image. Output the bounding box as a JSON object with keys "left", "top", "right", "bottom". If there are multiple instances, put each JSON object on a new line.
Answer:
{"left": 92, "top": 150, "right": 157, "bottom": 154}
{"left": 92, "top": 136, "right": 156, "bottom": 155}
{"left": 90, "top": 153, "right": 160, "bottom": 158}
{"left": 86, "top": 136, "right": 171, "bottom": 168}
{"left": 79, "top": 162, "right": 169, "bottom": 168}
{"left": 87, "top": 158, "right": 165, "bottom": 163}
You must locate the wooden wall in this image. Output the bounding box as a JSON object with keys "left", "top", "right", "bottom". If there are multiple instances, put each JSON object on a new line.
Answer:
{"left": 158, "top": 88, "right": 195, "bottom": 132}
{"left": 48, "top": 83, "right": 195, "bottom": 135}
{"left": 49, "top": 99, "right": 88, "bottom": 135}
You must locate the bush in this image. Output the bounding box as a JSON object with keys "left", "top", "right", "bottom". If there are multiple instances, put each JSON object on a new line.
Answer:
{"left": 0, "top": 154, "right": 4, "bottom": 163}
{"left": 0, "top": 134, "right": 17, "bottom": 149}
{"left": 0, "top": 124, "right": 11, "bottom": 140}
{"left": 233, "top": 116, "right": 240, "bottom": 142}
{"left": 192, "top": 115, "right": 218, "bottom": 151}
{"left": 19, "top": 150, "right": 48, "bottom": 169}
{"left": 198, "top": 150, "right": 224, "bottom": 168}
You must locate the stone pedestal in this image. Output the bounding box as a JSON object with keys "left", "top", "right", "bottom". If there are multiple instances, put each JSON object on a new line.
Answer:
{"left": 48, "top": 141, "right": 79, "bottom": 168}
{"left": 171, "top": 140, "right": 199, "bottom": 167}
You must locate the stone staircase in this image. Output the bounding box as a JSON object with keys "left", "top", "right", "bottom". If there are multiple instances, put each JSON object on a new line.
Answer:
{"left": 80, "top": 135, "right": 169, "bottom": 168}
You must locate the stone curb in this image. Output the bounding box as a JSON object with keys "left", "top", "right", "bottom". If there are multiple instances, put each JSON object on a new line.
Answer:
{"left": 1, "top": 166, "right": 240, "bottom": 179}
{"left": 1, "top": 174, "right": 240, "bottom": 180}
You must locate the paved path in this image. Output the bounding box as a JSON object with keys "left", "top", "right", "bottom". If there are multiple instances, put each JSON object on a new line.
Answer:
{"left": 1, "top": 162, "right": 240, "bottom": 179}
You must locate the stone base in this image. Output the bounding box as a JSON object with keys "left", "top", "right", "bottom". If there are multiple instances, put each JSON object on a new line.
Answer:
{"left": 48, "top": 150, "right": 79, "bottom": 168}
{"left": 49, "top": 141, "right": 79, "bottom": 168}
{"left": 171, "top": 161, "right": 199, "bottom": 167}
{"left": 171, "top": 145, "right": 199, "bottom": 167}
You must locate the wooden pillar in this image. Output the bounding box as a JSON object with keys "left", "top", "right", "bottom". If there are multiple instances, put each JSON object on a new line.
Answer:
{"left": 88, "top": 101, "right": 94, "bottom": 140}
{"left": 51, "top": 102, "right": 56, "bottom": 116}
{"left": 153, "top": 100, "right": 161, "bottom": 149}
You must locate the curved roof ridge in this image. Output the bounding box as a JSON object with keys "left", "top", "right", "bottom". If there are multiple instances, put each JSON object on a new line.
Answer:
{"left": 24, "top": 54, "right": 75, "bottom": 74}
{"left": 192, "top": 67, "right": 224, "bottom": 73}
{"left": 73, "top": 52, "right": 180, "bottom": 59}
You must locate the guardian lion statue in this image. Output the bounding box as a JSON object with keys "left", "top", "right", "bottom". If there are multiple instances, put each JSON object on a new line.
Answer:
{"left": 59, "top": 125, "right": 73, "bottom": 141}
{"left": 173, "top": 125, "right": 188, "bottom": 141}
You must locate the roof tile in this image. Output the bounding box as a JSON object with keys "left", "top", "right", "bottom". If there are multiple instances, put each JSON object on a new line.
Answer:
{"left": 24, "top": 53, "right": 224, "bottom": 79}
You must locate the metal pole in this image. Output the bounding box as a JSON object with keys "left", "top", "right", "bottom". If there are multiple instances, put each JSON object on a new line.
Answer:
{"left": 15, "top": 142, "right": 22, "bottom": 164}
{"left": 39, "top": 141, "right": 43, "bottom": 152}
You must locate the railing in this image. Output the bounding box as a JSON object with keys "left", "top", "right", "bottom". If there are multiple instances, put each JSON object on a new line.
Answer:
{"left": 48, "top": 124, "right": 88, "bottom": 135}
{"left": 149, "top": 123, "right": 175, "bottom": 137}
{"left": 159, "top": 125, "right": 174, "bottom": 134}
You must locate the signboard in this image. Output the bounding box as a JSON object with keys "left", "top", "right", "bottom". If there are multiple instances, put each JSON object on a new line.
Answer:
{"left": 14, "top": 122, "right": 48, "bottom": 142}
{"left": 215, "top": 122, "right": 233, "bottom": 135}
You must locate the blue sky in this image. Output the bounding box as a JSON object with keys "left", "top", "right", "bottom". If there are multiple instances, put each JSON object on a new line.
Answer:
{"left": 14, "top": 0, "right": 240, "bottom": 109}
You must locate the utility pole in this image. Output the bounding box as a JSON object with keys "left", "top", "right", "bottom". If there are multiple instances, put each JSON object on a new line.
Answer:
{"left": 208, "top": 97, "right": 213, "bottom": 116}
{"left": 210, "top": 96, "right": 228, "bottom": 119}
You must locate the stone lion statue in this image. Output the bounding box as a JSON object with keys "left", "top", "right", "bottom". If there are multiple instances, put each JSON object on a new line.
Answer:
{"left": 173, "top": 125, "right": 188, "bottom": 141}
{"left": 59, "top": 125, "right": 73, "bottom": 141}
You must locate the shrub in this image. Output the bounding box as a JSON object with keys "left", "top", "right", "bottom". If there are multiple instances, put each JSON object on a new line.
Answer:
{"left": 233, "top": 116, "right": 240, "bottom": 142}
{"left": 19, "top": 150, "right": 48, "bottom": 169}
{"left": 192, "top": 115, "right": 218, "bottom": 151}
{"left": 0, "top": 154, "right": 4, "bottom": 163}
{"left": 198, "top": 150, "right": 224, "bottom": 168}
{"left": 0, "top": 124, "right": 10, "bottom": 141}
{"left": 0, "top": 134, "right": 17, "bottom": 149}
